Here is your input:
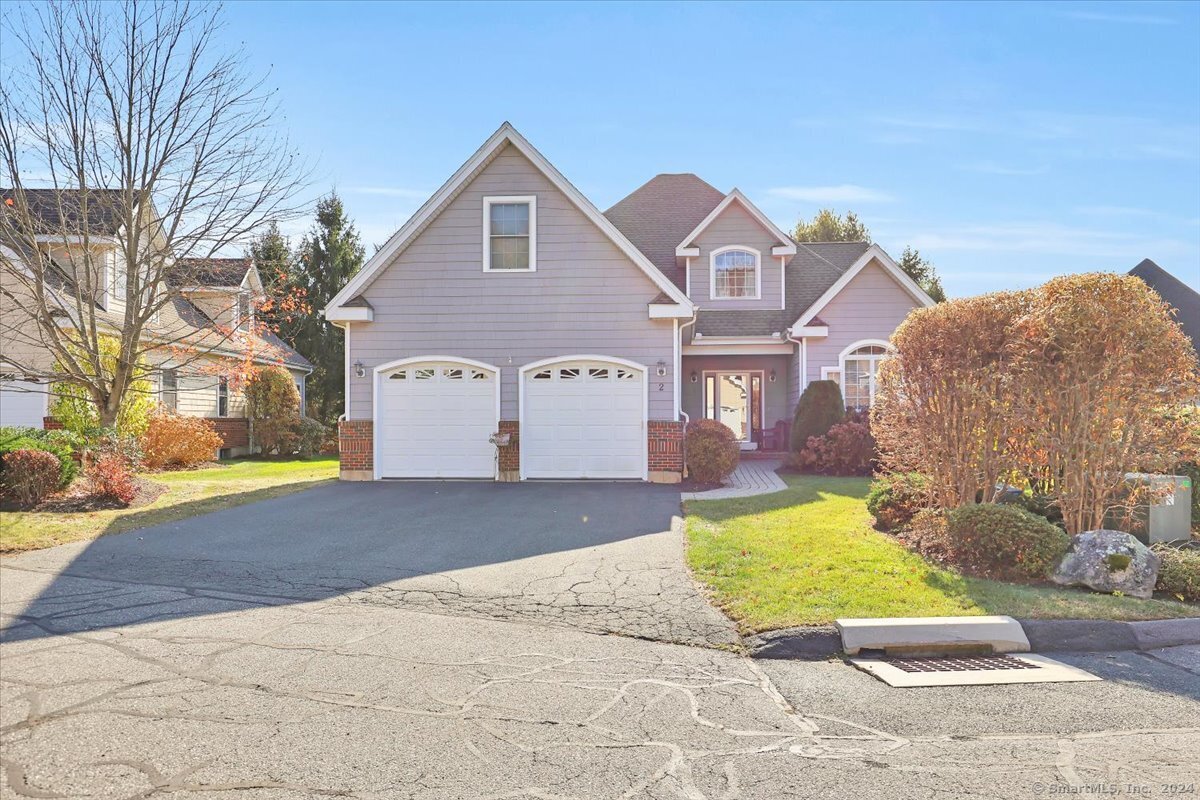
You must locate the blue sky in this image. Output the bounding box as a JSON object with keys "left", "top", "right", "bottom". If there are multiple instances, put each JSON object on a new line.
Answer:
{"left": 224, "top": 0, "right": 1200, "bottom": 296}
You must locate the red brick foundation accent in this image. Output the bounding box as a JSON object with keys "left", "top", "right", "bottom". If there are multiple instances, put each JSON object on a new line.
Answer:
{"left": 497, "top": 420, "right": 519, "bottom": 479}
{"left": 207, "top": 417, "right": 249, "bottom": 449}
{"left": 42, "top": 416, "right": 63, "bottom": 430}
{"left": 338, "top": 419, "right": 373, "bottom": 474}
{"left": 648, "top": 420, "right": 684, "bottom": 474}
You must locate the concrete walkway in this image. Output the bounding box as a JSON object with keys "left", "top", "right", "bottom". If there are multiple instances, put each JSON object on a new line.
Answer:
{"left": 682, "top": 457, "right": 787, "bottom": 500}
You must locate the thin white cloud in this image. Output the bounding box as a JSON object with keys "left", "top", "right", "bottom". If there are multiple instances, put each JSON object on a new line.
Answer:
{"left": 959, "top": 161, "right": 1049, "bottom": 176}
{"left": 343, "top": 186, "right": 431, "bottom": 199}
{"left": 1060, "top": 10, "right": 1176, "bottom": 25}
{"left": 767, "top": 184, "right": 895, "bottom": 204}
{"left": 906, "top": 221, "right": 1193, "bottom": 260}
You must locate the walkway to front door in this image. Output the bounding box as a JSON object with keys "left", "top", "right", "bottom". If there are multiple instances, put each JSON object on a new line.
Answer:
{"left": 681, "top": 458, "right": 786, "bottom": 501}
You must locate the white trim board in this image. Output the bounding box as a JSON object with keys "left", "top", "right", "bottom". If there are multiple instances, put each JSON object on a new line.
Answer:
{"left": 788, "top": 244, "right": 935, "bottom": 332}
{"left": 482, "top": 195, "right": 537, "bottom": 272}
{"left": 325, "top": 122, "right": 693, "bottom": 317}
{"left": 675, "top": 189, "right": 797, "bottom": 257}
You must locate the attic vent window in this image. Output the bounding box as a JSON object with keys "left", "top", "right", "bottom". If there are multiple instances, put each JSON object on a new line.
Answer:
{"left": 483, "top": 196, "right": 536, "bottom": 272}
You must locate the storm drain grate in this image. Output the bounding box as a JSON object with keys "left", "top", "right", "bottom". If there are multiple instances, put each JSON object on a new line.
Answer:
{"left": 886, "top": 654, "right": 1042, "bottom": 673}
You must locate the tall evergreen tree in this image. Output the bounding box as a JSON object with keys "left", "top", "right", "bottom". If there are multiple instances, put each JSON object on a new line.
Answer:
{"left": 294, "top": 193, "right": 365, "bottom": 422}
{"left": 249, "top": 222, "right": 305, "bottom": 342}
{"left": 792, "top": 209, "right": 947, "bottom": 301}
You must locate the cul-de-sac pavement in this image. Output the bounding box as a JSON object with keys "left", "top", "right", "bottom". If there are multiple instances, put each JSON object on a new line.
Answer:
{"left": 2, "top": 482, "right": 1197, "bottom": 799}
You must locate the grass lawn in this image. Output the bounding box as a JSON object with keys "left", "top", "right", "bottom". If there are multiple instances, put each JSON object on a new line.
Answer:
{"left": 685, "top": 474, "right": 1197, "bottom": 631}
{"left": 1, "top": 456, "right": 338, "bottom": 554}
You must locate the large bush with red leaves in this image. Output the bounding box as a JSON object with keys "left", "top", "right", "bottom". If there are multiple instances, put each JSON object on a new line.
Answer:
{"left": 87, "top": 452, "right": 137, "bottom": 506}
{"left": 1, "top": 448, "right": 61, "bottom": 507}
{"left": 141, "top": 410, "right": 223, "bottom": 469}
{"left": 686, "top": 419, "right": 740, "bottom": 483}
{"left": 788, "top": 420, "right": 876, "bottom": 476}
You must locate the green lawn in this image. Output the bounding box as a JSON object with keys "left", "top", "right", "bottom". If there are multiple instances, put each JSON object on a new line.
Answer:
{"left": 1, "top": 456, "right": 339, "bottom": 554}
{"left": 685, "top": 474, "right": 1197, "bottom": 631}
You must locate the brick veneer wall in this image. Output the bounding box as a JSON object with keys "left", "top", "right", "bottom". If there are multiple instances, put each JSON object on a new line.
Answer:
{"left": 208, "top": 417, "right": 249, "bottom": 448}
{"left": 43, "top": 417, "right": 63, "bottom": 430}
{"left": 497, "top": 420, "right": 519, "bottom": 479}
{"left": 338, "top": 419, "right": 373, "bottom": 473}
{"left": 648, "top": 420, "right": 684, "bottom": 474}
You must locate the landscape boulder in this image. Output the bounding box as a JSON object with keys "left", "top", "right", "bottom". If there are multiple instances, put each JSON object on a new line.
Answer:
{"left": 1051, "top": 529, "right": 1161, "bottom": 599}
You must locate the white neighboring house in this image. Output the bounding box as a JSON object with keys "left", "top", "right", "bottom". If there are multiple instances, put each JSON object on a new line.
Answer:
{"left": 0, "top": 190, "right": 311, "bottom": 457}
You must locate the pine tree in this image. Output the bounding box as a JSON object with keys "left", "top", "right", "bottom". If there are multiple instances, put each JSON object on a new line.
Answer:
{"left": 897, "top": 246, "right": 947, "bottom": 303}
{"left": 293, "top": 192, "right": 365, "bottom": 423}
{"left": 792, "top": 209, "right": 871, "bottom": 243}
{"left": 249, "top": 222, "right": 305, "bottom": 342}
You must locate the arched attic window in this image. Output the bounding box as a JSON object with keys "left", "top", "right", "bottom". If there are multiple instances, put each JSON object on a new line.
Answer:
{"left": 710, "top": 246, "right": 760, "bottom": 300}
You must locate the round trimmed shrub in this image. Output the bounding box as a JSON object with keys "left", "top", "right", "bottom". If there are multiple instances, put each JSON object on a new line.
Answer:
{"left": 1151, "top": 544, "right": 1199, "bottom": 602}
{"left": 141, "top": 410, "right": 222, "bottom": 469}
{"left": 945, "top": 503, "right": 1071, "bottom": 581}
{"left": 867, "top": 472, "right": 931, "bottom": 530}
{"left": 790, "top": 380, "right": 844, "bottom": 453}
{"left": 0, "top": 433, "right": 78, "bottom": 489}
{"left": 686, "top": 419, "right": 739, "bottom": 483}
{"left": 1, "top": 448, "right": 62, "bottom": 507}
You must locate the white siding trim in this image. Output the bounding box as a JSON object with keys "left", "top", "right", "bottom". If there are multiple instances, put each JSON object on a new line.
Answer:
{"left": 789, "top": 245, "right": 935, "bottom": 330}
{"left": 709, "top": 245, "right": 762, "bottom": 301}
{"left": 482, "top": 195, "right": 537, "bottom": 272}
{"left": 675, "top": 189, "right": 797, "bottom": 257}
{"left": 325, "top": 123, "right": 693, "bottom": 315}
{"left": 517, "top": 355, "right": 649, "bottom": 482}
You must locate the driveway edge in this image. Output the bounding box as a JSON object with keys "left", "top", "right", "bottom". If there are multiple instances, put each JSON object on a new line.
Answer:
{"left": 745, "top": 617, "right": 1200, "bottom": 659}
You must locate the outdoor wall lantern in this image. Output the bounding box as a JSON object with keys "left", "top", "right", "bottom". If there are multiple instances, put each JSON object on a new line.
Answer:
{"left": 656, "top": 360, "right": 667, "bottom": 377}
{"left": 354, "top": 360, "right": 365, "bottom": 378}
{"left": 769, "top": 369, "right": 777, "bottom": 382}
{"left": 690, "top": 371, "right": 698, "bottom": 383}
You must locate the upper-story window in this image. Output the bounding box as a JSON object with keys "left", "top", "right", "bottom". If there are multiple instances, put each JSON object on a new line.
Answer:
{"left": 710, "top": 246, "right": 760, "bottom": 300}
{"left": 483, "top": 195, "right": 536, "bottom": 272}
{"left": 235, "top": 291, "right": 252, "bottom": 333}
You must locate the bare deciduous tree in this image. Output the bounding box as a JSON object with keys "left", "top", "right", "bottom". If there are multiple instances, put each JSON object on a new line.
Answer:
{"left": 0, "top": 0, "right": 307, "bottom": 427}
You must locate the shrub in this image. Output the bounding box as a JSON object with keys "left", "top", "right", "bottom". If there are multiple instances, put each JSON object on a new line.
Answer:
{"left": 94, "top": 429, "right": 143, "bottom": 470}
{"left": 790, "top": 380, "right": 845, "bottom": 453}
{"left": 1151, "top": 544, "right": 1200, "bottom": 602}
{"left": 245, "top": 367, "right": 301, "bottom": 454}
{"left": 87, "top": 452, "right": 137, "bottom": 506}
{"left": 141, "top": 410, "right": 223, "bottom": 469}
{"left": 293, "top": 416, "right": 328, "bottom": 459}
{"left": 901, "top": 508, "right": 953, "bottom": 563}
{"left": 789, "top": 421, "right": 875, "bottom": 476}
{"left": 686, "top": 419, "right": 740, "bottom": 483}
{"left": 1174, "top": 462, "right": 1200, "bottom": 527}
{"left": 0, "top": 431, "right": 78, "bottom": 489}
{"left": 945, "top": 503, "right": 1071, "bottom": 581}
{"left": 1, "top": 449, "right": 62, "bottom": 507}
{"left": 867, "top": 472, "right": 931, "bottom": 530}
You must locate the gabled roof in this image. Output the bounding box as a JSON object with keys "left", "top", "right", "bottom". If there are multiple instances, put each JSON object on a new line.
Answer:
{"left": 325, "top": 123, "right": 694, "bottom": 319}
{"left": 788, "top": 244, "right": 935, "bottom": 330}
{"left": 1129, "top": 258, "right": 1200, "bottom": 351}
{"left": 603, "top": 174, "right": 725, "bottom": 290}
{"left": 673, "top": 189, "right": 797, "bottom": 257}
{"left": 1, "top": 188, "right": 127, "bottom": 236}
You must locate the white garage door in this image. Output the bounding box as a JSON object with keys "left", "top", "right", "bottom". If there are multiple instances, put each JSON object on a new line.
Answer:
{"left": 522, "top": 359, "right": 645, "bottom": 479}
{"left": 376, "top": 361, "right": 498, "bottom": 478}
{"left": 0, "top": 379, "right": 48, "bottom": 428}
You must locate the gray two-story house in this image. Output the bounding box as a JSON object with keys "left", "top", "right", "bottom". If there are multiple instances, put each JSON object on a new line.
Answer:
{"left": 324, "top": 123, "right": 933, "bottom": 482}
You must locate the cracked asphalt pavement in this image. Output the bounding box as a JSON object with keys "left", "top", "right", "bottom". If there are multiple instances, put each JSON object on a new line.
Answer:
{"left": 2, "top": 481, "right": 1198, "bottom": 798}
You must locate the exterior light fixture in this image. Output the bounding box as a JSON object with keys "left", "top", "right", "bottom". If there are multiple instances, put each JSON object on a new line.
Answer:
{"left": 656, "top": 360, "right": 667, "bottom": 377}
{"left": 690, "top": 371, "right": 698, "bottom": 383}
{"left": 769, "top": 369, "right": 777, "bottom": 382}
{"left": 354, "top": 361, "right": 365, "bottom": 378}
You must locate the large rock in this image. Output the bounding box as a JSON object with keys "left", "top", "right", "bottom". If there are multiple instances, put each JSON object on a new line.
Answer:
{"left": 1052, "top": 529, "right": 1161, "bottom": 599}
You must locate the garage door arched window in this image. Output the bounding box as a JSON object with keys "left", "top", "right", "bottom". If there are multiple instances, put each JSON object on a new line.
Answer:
{"left": 710, "top": 246, "right": 760, "bottom": 300}
{"left": 840, "top": 341, "right": 891, "bottom": 411}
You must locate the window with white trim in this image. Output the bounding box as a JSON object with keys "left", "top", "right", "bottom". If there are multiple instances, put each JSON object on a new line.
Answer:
{"left": 217, "top": 376, "right": 229, "bottom": 417}
{"left": 711, "top": 247, "right": 759, "bottom": 299}
{"left": 483, "top": 196, "right": 536, "bottom": 271}
{"left": 160, "top": 368, "right": 178, "bottom": 410}
{"left": 840, "top": 344, "right": 889, "bottom": 411}
{"left": 235, "top": 291, "right": 252, "bottom": 333}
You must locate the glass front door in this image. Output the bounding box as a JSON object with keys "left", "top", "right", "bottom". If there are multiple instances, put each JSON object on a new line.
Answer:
{"left": 703, "top": 372, "right": 762, "bottom": 443}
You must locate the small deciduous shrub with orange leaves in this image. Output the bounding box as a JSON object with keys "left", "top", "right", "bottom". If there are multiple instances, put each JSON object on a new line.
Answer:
{"left": 87, "top": 452, "right": 137, "bottom": 506}
{"left": 140, "top": 410, "right": 223, "bottom": 469}
{"left": 685, "top": 419, "right": 740, "bottom": 483}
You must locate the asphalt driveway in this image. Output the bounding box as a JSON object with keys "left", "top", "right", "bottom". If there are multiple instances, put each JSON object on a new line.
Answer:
{"left": 2, "top": 480, "right": 739, "bottom": 647}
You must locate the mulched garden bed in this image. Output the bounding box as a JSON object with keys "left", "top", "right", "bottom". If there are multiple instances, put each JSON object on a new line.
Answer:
{"left": 12, "top": 477, "right": 167, "bottom": 513}
{"left": 679, "top": 477, "right": 724, "bottom": 492}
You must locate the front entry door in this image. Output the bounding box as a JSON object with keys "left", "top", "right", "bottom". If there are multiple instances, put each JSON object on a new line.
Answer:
{"left": 704, "top": 372, "right": 762, "bottom": 443}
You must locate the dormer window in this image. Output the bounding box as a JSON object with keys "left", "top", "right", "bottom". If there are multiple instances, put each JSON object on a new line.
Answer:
{"left": 235, "top": 291, "right": 252, "bottom": 333}
{"left": 711, "top": 246, "right": 760, "bottom": 300}
{"left": 483, "top": 196, "right": 536, "bottom": 272}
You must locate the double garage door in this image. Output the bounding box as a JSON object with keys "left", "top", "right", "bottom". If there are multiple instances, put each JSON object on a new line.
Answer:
{"left": 375, "top": 357, "right": 645, "bottom": 480}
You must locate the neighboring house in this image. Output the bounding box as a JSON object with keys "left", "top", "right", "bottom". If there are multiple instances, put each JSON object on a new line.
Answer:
{"left": 324, "top": 123, "right": 932, "bottom": 483}
{"left": 0, "top": 190, "right": 311, "bottom": 457}
{"left": 1129, "top": 258, "right": 1200, "bottom": 355}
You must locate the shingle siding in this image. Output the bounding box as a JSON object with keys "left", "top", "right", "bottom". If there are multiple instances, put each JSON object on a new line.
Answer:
{"left": 347, "top": 144, "right": 677, "bottom": 421}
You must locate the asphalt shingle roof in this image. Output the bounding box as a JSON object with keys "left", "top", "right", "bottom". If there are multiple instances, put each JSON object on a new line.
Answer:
{"left": 1129, "top": 258, "right": 1200, "bottom": 353}
{"left": 171, "top": 257, "right": 251, "bottom": 288}
{"left": 2, "top": 188, "right": 127, "bottom": 235}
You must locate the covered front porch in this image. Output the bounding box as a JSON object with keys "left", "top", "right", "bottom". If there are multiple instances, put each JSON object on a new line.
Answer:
{"left": 680, "top": 353, "right": 794, "bottom": 452}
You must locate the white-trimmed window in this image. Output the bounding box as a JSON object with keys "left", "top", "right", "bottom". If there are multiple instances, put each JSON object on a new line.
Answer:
{"left": 839, "top": 341, "right": 890, "bottom": 411}
{"left": 234, "top": 291, "right": 253, "bottom": 333}
{"left": 710, "top": 246, "right": 760, "bottom": 299}
{"left": 217, "top": 376, "right": 229, "bottom": 417}
{"left": 159, "top": 368, "right": 178, "bottom": 410}
{"left": 483, "top": 195, "right": 536, "bottom": 271}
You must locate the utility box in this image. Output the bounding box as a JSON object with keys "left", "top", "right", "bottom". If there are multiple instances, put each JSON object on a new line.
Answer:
{"left": 1118, "top": 474, "right": 1193, "bottom": 544}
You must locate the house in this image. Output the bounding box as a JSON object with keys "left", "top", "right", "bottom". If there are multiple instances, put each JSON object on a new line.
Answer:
{"left": 323, "top": 123, "right": 933, "bottom": 482}
{"left": 0, "top": 189, "right": 311, "bottom": 457}
{"left": 1129, "top": 258, "right": 1200, "bottom": 355}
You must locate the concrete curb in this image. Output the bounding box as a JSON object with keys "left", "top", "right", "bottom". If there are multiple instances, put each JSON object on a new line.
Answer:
{"left": 745, "top": 617, "right": 1200, "bottom": 659}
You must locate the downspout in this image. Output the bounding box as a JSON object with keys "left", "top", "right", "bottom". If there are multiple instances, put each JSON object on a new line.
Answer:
{"left": 786, "top": 325, "right": 804, "bottom": 451}
{"left": 678, "top": 311, "right": 698, "bottom": 478}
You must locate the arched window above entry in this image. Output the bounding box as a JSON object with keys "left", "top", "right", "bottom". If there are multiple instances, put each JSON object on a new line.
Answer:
{"left": 710, "top": 246, "right": 760, "bottom": 300}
